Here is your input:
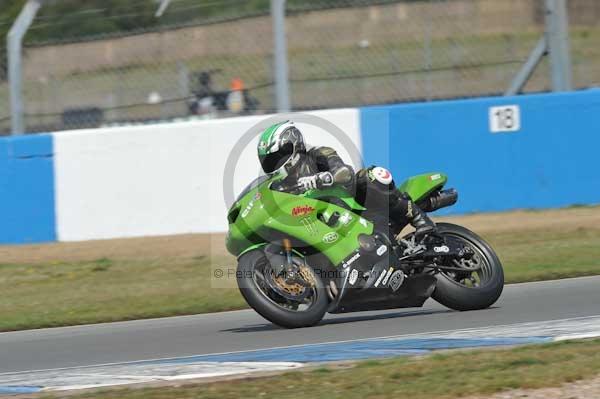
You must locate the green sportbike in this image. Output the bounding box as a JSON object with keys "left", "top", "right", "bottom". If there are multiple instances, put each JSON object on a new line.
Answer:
{"left": 226, "top": 172, "right": 504, "bottom": 328}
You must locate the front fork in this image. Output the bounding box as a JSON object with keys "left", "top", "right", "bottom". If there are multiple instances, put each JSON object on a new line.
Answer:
{"left": 266, "top": 239, "right": 313, "bottom": 289}
{"left": 282, "top": 238, "right": 304, "bottom": 285}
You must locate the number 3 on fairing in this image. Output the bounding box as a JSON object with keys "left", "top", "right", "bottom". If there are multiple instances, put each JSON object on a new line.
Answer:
{"left": 489, "top": 105, "right": 520, "bottom": 133}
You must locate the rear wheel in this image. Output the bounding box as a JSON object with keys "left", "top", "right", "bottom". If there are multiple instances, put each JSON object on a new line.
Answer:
{"left": 432, "top": 223, "right": 504, "bottom": 311}
{"left": 237, "top": 249, "right": 329, "bottom": 328}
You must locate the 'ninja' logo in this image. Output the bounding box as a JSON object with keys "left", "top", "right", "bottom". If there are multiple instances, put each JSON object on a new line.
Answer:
{"left": 292, "top": 205, "right": 315, "bottom": 217}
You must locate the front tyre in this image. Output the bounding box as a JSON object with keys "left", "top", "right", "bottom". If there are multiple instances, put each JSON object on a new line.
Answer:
{"left": 237, "top": 250, "right": 329, "bottom": 328}
{"left": 432, "top": 223, "right": 504, "bottom": 311}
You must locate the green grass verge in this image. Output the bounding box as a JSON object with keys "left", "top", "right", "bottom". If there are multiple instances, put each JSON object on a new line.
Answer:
{"left": 1, "top": 222, "right": 600, "bottom": 332}
{"left": 493, "top": 227, "right": 600, "bottom": 283}
{"left": 48, "top": 339, "right": 600, "bottom": 399}
{"left": 0, "top": 255, "right": 244, "bottom": 332}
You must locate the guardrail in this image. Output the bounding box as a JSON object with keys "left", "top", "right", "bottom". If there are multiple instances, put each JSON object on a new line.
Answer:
{"left": 2, "top": 89, "right": 599, "bottom": 244}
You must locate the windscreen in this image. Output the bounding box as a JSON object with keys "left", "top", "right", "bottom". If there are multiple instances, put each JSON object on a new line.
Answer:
{"left": 234, "top": 174, "right": 269, "bottom": 203}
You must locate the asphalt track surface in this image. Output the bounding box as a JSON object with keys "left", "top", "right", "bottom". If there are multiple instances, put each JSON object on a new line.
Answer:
{"left": 1, "top": 276, "right": 600, "bottom": 374}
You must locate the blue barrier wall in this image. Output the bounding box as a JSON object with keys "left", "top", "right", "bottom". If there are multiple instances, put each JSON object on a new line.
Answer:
{"left": 3, "top": 92, "right": 600, "bottom": 244}
{"left": 0, "top": 135, "right": 56, "bottom": 244}
{"left": 360, "top": 89, "right": 600, "bottom": 214}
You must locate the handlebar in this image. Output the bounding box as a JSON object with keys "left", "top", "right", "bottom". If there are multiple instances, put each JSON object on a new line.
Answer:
{"left": 276, "top": 179, "right": 335, "bottom": 194}
{"left": 279, "top": 182, "right": 305, "bottom": 193}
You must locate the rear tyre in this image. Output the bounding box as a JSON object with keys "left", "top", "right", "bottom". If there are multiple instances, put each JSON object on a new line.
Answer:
{"left": 432, "top": 223, "right": 504, "bottom": 311}
{"left": 237, "top": 249, "right": 329, "bottom": 328}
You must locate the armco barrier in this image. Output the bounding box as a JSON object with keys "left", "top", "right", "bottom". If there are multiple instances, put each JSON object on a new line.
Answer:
{"left": 360, "top": 89, "right": 600, "bottom": 214}
{"left": 0, "top": 134, "right": 56, "bottom": 244}
{"left": 3, "top": 90, "right": 600, "bottom": 245}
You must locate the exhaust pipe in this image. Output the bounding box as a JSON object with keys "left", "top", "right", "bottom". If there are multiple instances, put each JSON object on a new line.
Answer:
{"left": 419, "top": 188, "right": 458, "bottom": 212}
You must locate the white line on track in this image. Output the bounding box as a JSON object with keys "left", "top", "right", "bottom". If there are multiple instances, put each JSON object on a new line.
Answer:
{"left": 2, "top": 314, "right": 600, "bottom": 377}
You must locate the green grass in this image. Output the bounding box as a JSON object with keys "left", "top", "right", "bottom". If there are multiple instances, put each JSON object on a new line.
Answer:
{"left": 492, "top": 227, "right": 600, "bottom": 283}
{"left": 0, "top": 255, "right": 244, "bottom": 332}
{"left": 50, "top": 339, "right": 600, "bottom": 399}
{"left": 1, "top": 220, "right": 600, "bottom": 332}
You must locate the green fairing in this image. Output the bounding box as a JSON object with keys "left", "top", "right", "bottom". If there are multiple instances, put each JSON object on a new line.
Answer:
{"left": 237, "top": 242, "right": 268, "bottom": 258}
{"left": 303, "top": 186, "right": 366, "bottom": 210}
{"left": 227, "top": 173, "right": 448, "bottom": 265}
{"left": 397, "top": 172, "right": 448, "bottom": 201}
{"left": 226, "top": 178, "right": 373, "bottom": 266}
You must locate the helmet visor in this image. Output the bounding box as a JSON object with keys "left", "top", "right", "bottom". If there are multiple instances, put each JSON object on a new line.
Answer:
{"left": 261, "top": 143, "right": 293, "bottom": 174}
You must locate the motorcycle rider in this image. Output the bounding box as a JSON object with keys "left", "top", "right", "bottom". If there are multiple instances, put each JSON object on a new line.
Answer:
{"left": 257, "top": 121, "right": 436, "bottom": 238}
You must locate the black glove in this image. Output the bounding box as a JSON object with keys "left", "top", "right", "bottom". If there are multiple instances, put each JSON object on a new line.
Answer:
{"left": 297, "top": 172, "right": 334, "bottom": 191}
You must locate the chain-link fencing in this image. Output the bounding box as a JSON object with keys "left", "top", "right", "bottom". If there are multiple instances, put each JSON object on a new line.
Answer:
{"left": 568, "top": 0, "right": 600, "bottom": 89}
{"left": 1, "top": 0, "right": 599, "bottom": 135}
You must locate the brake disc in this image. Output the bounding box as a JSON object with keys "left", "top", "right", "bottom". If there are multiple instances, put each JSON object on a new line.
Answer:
{"left": 453, "top": 253, "right": 481, "bottom": 270}
{"left": 264, "top": 264, "right": 315, "bottom": 301}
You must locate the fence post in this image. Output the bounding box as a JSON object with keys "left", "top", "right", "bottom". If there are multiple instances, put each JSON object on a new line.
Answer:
{"left": 545, "top": 0, "right": 572, "bottom": 92}
{"left": 505, "top": 0, "right": 572, "bottom": 95}
{"left": 271, "top": 0, "right": 291, "bottom": 112}
{"left": 7, "top": 0, "right": 43, "bottom": 136}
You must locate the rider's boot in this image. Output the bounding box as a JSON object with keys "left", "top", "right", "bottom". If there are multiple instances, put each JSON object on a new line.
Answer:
{"left": 408, "top": 203, "right": 436, "bottom": 239}
{"left": 390, "top": 193, "right": 436, "bottom": 240}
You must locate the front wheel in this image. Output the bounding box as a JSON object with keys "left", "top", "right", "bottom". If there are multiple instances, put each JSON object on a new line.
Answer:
{"left": 237, "top": 250, "right": 329, "bottom": 328}
{"left": 432, "top": 223, "right": 504, "bottom": 311}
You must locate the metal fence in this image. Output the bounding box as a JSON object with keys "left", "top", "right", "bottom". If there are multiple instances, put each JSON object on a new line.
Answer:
{"left": 2, "top": 0, "right": 600, "bottom": 135}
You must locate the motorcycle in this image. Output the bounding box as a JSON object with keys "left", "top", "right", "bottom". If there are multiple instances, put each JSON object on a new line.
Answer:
{"left": 226, "top": 171, "right": 504, "bottom": 328}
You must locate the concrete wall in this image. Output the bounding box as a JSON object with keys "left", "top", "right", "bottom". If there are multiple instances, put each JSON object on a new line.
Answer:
{"left": 0, "top": 135, "right": 55, "bottom": 244}
{"left": 360, "top": 89, "right": 600, "bottom": 214}
{"left": 53, "top": 109, "right": 361, "bottom": 241}
{"left": 2, "top": 89, "right": 600, "bottom": 244}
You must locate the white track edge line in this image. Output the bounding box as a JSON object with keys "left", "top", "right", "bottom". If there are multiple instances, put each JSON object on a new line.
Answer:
{"left": 2, "top": 314, "right": 600, "bottom": 377}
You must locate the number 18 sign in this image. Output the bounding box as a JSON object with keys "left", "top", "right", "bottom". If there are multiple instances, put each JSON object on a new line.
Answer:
{"left": 489, "top": 105, "right": 520, "bottom": 133}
